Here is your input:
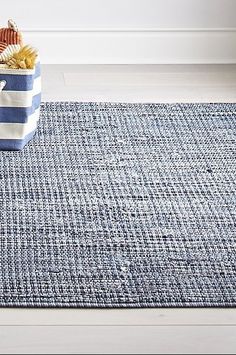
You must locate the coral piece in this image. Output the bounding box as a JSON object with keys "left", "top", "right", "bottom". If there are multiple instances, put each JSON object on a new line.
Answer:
{"left": 0, "top": 20, "right": 23, "bottom": 62}
{"left": 7, "top": 45, "right": 38, "bottom": 69}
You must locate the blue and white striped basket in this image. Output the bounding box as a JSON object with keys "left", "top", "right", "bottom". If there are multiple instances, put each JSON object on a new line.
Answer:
{"left": 0, "top": 61, "right": 41, "bottom": 151}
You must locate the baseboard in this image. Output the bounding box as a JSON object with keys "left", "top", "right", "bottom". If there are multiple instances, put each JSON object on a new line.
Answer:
{"left": 24, "top": 28, "right": 236, "bottom": 64}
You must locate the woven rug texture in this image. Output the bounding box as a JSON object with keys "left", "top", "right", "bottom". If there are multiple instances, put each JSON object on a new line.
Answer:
{"left": 0, "top": 102, "right": 235, "bottom": 307}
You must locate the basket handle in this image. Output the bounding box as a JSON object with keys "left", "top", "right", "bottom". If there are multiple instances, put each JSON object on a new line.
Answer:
{"left": 0, "top": 80, "right": 6, "bottom": 92}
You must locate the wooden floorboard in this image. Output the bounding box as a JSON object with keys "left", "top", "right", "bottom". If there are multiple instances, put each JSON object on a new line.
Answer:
{"left": 0, "top": 325, "right": 236, "bottom": 354}
{"left": 41, "top": 64, "right": 236, "bottom": 103}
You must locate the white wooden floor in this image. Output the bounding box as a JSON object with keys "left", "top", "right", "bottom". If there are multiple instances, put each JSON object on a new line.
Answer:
{"left": 42, "top": 64, "right": 236, "bottom": 103}
{"left": 1, "top": 65, "right": 236, "bottom": 354}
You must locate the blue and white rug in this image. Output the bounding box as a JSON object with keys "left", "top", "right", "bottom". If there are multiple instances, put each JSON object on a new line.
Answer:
{"left": 0, "top": 102, "right": 235, "bottom": 307}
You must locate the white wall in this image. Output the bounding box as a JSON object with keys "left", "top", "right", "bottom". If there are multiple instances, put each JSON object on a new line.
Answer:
{"left": 1, "top": 0, "right": 236, "bottom": 63}
{"left": 1, "top": 0, "right": 236, "bottom": 29}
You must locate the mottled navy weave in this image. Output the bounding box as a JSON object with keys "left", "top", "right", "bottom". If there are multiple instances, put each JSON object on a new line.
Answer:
{"left": 0, "top": 102, "right": 236, "bottom": 307}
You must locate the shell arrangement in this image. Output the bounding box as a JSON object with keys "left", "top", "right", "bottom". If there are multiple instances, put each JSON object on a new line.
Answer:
{"left": 0, "top": 19, "right": 38, "bottom": 69}
{"left": 7, "top": 45, "right": 38, "bottom": 69}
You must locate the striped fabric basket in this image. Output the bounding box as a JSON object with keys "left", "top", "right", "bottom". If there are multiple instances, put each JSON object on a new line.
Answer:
{"left": 0, "top": 61, "right": 41, "bottom": 151}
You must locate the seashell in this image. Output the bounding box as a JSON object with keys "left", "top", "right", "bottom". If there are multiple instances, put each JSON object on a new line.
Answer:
{"left": 6, "top": 45, "right": 38, "bottom": 69}
{"left": 0, "top": 44, "right": 21, "bottom": 62}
